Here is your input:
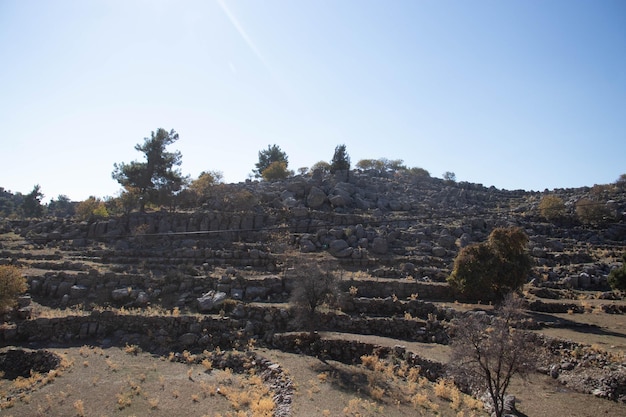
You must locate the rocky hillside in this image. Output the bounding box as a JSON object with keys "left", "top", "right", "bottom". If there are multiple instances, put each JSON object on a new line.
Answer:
{"left": 4, "top": 170, "right": 625, "bottom": 288}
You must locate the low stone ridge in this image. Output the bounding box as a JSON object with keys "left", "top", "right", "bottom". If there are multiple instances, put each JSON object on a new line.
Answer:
{"left": 0, "top": 348, "right": 61, "bottom": 380}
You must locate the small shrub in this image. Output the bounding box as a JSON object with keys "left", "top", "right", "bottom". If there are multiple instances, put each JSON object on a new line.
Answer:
{"left": 116, "top": 393, "right": 132, "bottom": 409}
{"left": 148, "top": 397, "right": 159, "bottom": 409}
{"left": 123, "top": 344, "right": 141, "bottom": 355}
{"left": 73, "top": 399, "right": 85, "bottom": 416}
{"left": 201, "top": 358, "right": 213, "bottom": 371}
{"left": 608, "top": 254, "right": 626, "bottom": 290}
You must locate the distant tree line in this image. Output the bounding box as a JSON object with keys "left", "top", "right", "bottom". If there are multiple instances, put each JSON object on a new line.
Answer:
{"left": 4, "top": 127, "right": 624, "bottom": 221}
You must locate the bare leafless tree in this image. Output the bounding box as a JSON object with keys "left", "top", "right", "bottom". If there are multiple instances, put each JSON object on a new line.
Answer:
{"left": 286, "top": 257, "right": 338, "bottom": 331}
{"left": 448, "top": 294, "right": 536, "bottom": 417}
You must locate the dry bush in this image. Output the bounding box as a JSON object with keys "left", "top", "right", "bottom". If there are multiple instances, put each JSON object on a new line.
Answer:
{"left": 538, "top": 195, "right": 566, "bottom": 221}
{"left": 287, "top": 257, "right": 339, "bottom": 330}
{"left": 0, "top": 265, "right": 27, "bottom": 311}
{"left": 73, "top": 399, "right": 85, "bottom": 416}
{"left": 448, "top": 294, "right": 536, "bottom": 417}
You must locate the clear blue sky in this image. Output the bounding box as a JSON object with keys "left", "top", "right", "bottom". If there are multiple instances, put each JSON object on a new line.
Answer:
{"left": 1, "top": 0, "right": 625, "bottom": 202}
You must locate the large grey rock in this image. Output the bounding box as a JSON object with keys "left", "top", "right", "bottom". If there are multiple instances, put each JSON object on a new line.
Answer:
{"left": 458, "top": 233, "right": 472, "bottom": 247}
{"left": 70, "top": 285, "right": 89, "bottom": 299}
{"left": 245, "top": 286, "right": 268, "bottom": 300}
{"left": 371, "top": 237, "right": 388, "bottom": 254}
{"left": 179, "top": 333, "right": 198, "bottom": 346}
{"left": 299, "top": 238, "right": 317, "bottom": 253}
{"left": 532, "top": 246, "right": 547, "bottom": 258}
{"left": 437, "top": 234, "right": 456, "bottom": 249}
{"left": 197, "top": 291, "right": 227, "bottom": 312}
{"left": 307, "top": 186, "right": 327, "bottom": 209}
{"left": 57, "top": 281, "right": 73, "bottom": 297}
{"left": 329, "top": 194, "right": 351, "bottom": 208}
{"left": 562, "top": 275, "right": 579, "bottom": 289}
{"left": 432, "top": 246, "right": 447, "bottom": 257}
{"left": 111, "top": 288, "right": 132, "bottom": 301}
{"left": 136, "top": 291, "right": 150, "bottom": 305}
{"left": 333, "top": 247, "right": 354, "bottom": 258}
{"left": 329, "top": 239, "right": 349, "bottom": 255}
{"left": 230, "top": 288, "right": 244, "bottom": 300}
{"left": 579, "top": 272, "right": 591, "bottom": 289}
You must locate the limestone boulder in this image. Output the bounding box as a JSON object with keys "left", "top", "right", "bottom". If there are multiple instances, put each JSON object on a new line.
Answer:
{"left": 307, "top": 186, "right": 327, "bottom": 209}
{"left": 197, "top": 291, "right": 227, "bottom": 312}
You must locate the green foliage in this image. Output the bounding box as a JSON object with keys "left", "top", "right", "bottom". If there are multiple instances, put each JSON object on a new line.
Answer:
{"left": 407, "top": 167, "right": 430, "bottom": 178}
{"left": 261, "top": 161, "right": 292, "bottom": 181}
{"left": 21, "top": 185, "right": 44, "bottom": 217}
{"left": 47, "top": 195, "right": 75, "bottom": 218}
{"left": 538, "top": 195, "right": 565, "bottom": 221}
{"left": 576, "top": 197, "right": 610, "bottom": 224}
{"left": 356, "top": 158, "right": 406, "bottom": 174}
{"left": 355, "top": 159, "right": 379, "bottom": 171}
{"left": 330, "top": 144, "right": 351, "bottom": 174}
{"left": 0, "top": 187, "right": 21, "bottom": 218}
{"left": 107, "top": 190, "right": 140, "bottom": 215}
{"left": 311, "top": 161, "right": 331, "bottom": 174}
{"left": 75, "top": 196, "right": 109, "bottom": 220}
{"left": 186, "top": 170, "right": 224, "bottom": 206}
{"left": 616, "top": 173, "right": 626, "bottom": 190}
{"left": 195, "top": 184, "right": 258, "bottom": 212}
{"left": 254, "top": 144, "right": 288, "bottom": 178}
{"left": 608, "top": 254, "right": 626, "bottom": 291}
{"left": 442, "top": 171, "right": 456, "bottom": 183}
{"left": 447, "top": 227, "right": 532, "bottom": 302}
{"left": 0, "top": 265, "right": 27, "bottom": 311}
{"left": 112, "top": 128, "right": 186, "bottom": 211}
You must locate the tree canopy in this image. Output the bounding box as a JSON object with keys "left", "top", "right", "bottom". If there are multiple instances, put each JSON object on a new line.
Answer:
{"left": 330, "top": 144, "right": 350, "bottom": 174}
{"left": 21, "top": 185, "right": 44, "bottom": 218}
{"left": 447, "top": 227, "right": 532, "bottom": 302}
{"left": 254, "top": 144, "right": 288, "bottom": 178}
{"left": 112, "top": 128, "right": 186, "bottom": 211}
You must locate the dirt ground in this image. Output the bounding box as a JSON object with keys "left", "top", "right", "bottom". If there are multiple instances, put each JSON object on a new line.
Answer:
{"left": 1, "top": 338, "right": 625, "bottom": 417}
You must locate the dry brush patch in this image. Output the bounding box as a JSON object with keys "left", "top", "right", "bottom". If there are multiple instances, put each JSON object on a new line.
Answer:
{"left": 0, "top": 345, "right": 284, "bottom": 417}
{"left": 304, "top": 352, "right": 485, "bottom": 417}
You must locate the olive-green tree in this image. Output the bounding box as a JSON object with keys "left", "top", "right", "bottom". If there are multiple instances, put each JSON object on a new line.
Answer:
{"left": 538, "top": 195, "right": 566, "bottom": 221}
{"left": 447, "top": 227, "right": 532, "bottom": 302}
{"left": 253, "top": 144, "right": 288, "bottom": 178}
{"left": 21, "top": 185, "right": 44, "bottom": 218}
{"left": 0, "top": 265, "right": 27, "bottom": 311}
{"left": 576, "top": 198, "right": 610, "bottom": 224}
{"left": 112, "top": 128, "right": 186, "bottom": 211}
{"left": 608, "top": 253, "right": 626, "bottom": 291}
{"left": 75, "top": 196, "right": 109, "bottom": 220}
{"left": 261, "top": 161, "right": 292, "bottom": 181}
{"left": 185, "top": 170, "right": 224, "bottom": 206}
{"left": 616, "top": 174, "right": 626, "bottom": 191}
{"left": 47, "top": 195, "right": 75, "bottom": 218}
{"left": 443, "top": 171, "right": 456, "bottom": 183}
{"left": 311, "top": 161, "right": 331, "bottom": 174}
{"left": 330, "top": 144, "right": 350, "bottom": 174}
